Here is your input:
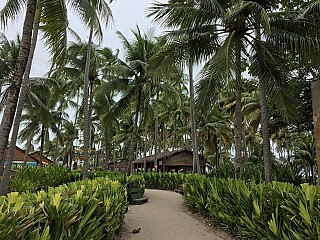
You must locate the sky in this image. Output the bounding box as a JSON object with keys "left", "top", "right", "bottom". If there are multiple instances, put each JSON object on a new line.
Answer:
{"left": 0, "top": 0, "right": 166, "bottom": 76}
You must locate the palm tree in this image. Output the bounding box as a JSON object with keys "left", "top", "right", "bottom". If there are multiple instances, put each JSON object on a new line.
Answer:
{"left": 81, "top": 0, "right": 113, "bottom": 179}
{"left": 197, "top": 104, "right": 231, "bottom": 168}
{"left": 0, "top": 33, "right": 20, "bottom": 104}
{"left": 311, "top": 78, "right": 320, "bottom": 184}
{"left": 59, "top": 120, "right": 78, "bottom": 168}
{"left": 299, "top": 2, "right": 320, "bottom": 184}
{"left": 0, "top": 0, "right": 37, "bottom": 182}
{"left": 267, "top": 1, "right": 320, "bottom": 182}
{"left": 0, "top": 0, "right": 71, "bottom": 172}
{"left": 105, "top": 27, "right": 169, "bottom": 175}
{"left": 149, "top": 0, "right": 317, "bottom": 181}
{"left": 295, "top": 133, "right": 317, "bottom": 184}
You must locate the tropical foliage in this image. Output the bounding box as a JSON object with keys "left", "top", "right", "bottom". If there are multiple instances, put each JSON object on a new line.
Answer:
{"left": 137, "top": 172, "right": 320, "bottom": 239}
{"left": 183, "top": 175, "right": 320, "bottom": 240}
{"left": 0, "top": 0, "right": 318, "bottom": 188}
{"left": 0, "top": 177, "right": 126, "bottom": 239}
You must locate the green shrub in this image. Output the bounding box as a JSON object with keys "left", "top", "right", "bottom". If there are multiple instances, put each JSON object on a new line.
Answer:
{"left": 128, "top": 174, "right": 145, "bottom": 192}
{"left": 183, "top": 175, "right": 320, "bottom": 239}
{"left": 184, "top": 174, "right": 210, "bottom": 216}
{"left": 138, "top": 171, "right": 318, "bottom": 239}
{"left": 208, "top": 162, "right": 304, "bottom": 185}
{"left": 142, "top": 172, "right": 185, "bottom": 190}
{"left": 1, "top": 177, "right": 127, "bottom": 240}
{"left": 89, "top": 169, "right": 124, "bottom": 182}
{"left": 10, "top": 165, "right": 72, "bottom": 193}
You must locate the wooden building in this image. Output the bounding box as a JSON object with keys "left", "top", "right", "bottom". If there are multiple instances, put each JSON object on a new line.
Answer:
{"left": 29, "top": 151, "right": 53, "bottom": 165}
{"left": 133, "top": 149, "right": 206, "bottom": 173}
{"left": 4, "top": 146, "right": 40, "bottom": 167}
{"left": 107, "top": 158, "right": 129, "bottom": 172}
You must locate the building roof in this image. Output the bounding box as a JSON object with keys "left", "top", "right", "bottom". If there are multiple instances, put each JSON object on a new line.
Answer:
{"left": 29, "top": 151, "right": 53, "bottom": 164}
{"left": 5, "top": 145, "right": 39, "bottom": 162}
{"left": 108, "top": 158, "right": 128, "bottom": 166}
{"left": 133, "top": 149, "right": 194, "bottom": 164}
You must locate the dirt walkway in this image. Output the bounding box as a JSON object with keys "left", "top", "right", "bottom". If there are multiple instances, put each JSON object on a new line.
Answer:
{"left": 117, "top": 189, "right": 234, "bottom": 240}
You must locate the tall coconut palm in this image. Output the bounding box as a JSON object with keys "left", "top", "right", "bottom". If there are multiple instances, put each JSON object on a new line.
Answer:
{"left": 197, "top": 104, "right": 231, "bottom": 168}
{"left": 299, "top": 2, "right": 320, "bottom": 184}
{"left": 105, "top": 27, "right": 169, "bottom": 175}
{"left": 149, "top": 24, "right": 220, "bottom": 172}
{"left": 149, "top": 0, "right": 316, "bottom": 181}
{"left": 0, "top": 11, "right": 43, "bottom": 195}
{"left": 0, "top": 0, "right": 71, "bottom": 173}
{"left": 0, "top": 1, "right": 102, "bottom": 192}
{"left": 0, "top": 0, "right": 37, "bottom": 181}
{"left": 81, "top": 0, "right": 113, "bottom": 179}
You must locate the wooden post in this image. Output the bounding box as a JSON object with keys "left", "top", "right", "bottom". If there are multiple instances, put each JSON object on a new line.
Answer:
{"left": 311, "top": 79, "right": 320, "bottom": 185}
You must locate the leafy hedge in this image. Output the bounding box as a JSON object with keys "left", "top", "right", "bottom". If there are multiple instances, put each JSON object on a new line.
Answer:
{"left": 89, "top": 169, "right": 124, "bottom": 182}
{"left": 208, "top": 162, "right": 304, "bottom": 185}
{"left": 127, "top": 174, "right": 145, "bottom": 192}
{"left": 142, "top": 172, "right": 185, "bottom": 190}
{"left": 10, "top": 165, "right": 74, "bottom": 193}
{"left": 10, "top": 166, "right": 127, "bottom": 193}
{"left": 138, "top": 172, "right": 320, "bottom": 239}
{"left": 183, "top": 174, "right": 320, "bottom": 239}
{"left": 1, "top": 177, "right": 127, "bottom": 240}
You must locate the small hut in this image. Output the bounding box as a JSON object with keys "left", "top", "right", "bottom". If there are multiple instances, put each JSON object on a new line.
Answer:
{"left": 133, "top": 149, "right": 205, "bottom": 173}
{"left": 107, "top": 158, "right": 129, "bottom": 172}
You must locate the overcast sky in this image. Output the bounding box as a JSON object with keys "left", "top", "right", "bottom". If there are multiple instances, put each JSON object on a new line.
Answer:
{"left": 0, "top": 0, "right": 166, "bottom": 76}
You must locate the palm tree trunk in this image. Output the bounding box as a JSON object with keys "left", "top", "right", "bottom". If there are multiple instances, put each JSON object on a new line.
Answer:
{"left": 70, "top": 145, "right": 74, "bottom": 170}
{"left": 234, "top": 40, "right": 243, "bottom": 179}
{"left": 143, "top": 124, "right": 148, "bottom": 173}
{"left": 39, "top": 125, "right": 45, "bottom": 167}
{"left": 54, "top": 113, "right": 62, "bottom": 163}
{"left": 89, "top": 79, "right": 94, "bottom": 150}
{"left": 23, "top": 136, "right": 32, "bottom": 166}
{"left": 53, "top": 132, "right": 59, "bottom": 163}
{"left": 243, "top": 129, "right": 248, "bottom": 162}
{"left": 189, "top": 60, "right": 200, "bottom": 173}
{"left": 113, "top": 144, "right": 117, "bottom": 171}
{"left": 0, "top": 0, "right": 37, "bottom": 177}
{"left": 154, "top": 84, "right": 159, "bottom": 173}
{"left": 311, "top": 78, "right": 320, "bottom": 185}
{"left": 254, "top": 26, "right": 272, "bottom": 181}
{"left": 104, "top": 142, "right": 110, "bottom": 170}
{"left": 258, "top": 77, "right": 273, "bottom": 182}
{"left": 127, "top": 89, "right": 142, "bottom": 175}
{"left": 104, "top": 142, "right": 108, "bottom": 170}
{"left": 0, "top": 6, "right": 40, "bottom": 195}
{"left": 172, "top": 115, "right": 177, "bottom": 150}
{"left": 82, "top": 27, "right": 93, "bottom": 179}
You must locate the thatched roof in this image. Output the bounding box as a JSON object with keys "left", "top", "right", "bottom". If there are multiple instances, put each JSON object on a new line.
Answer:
{"left": 108, "top": 158, "right": 128, "bottom": 167}
{"left": 133, "top": 149, "right": 192, "bottom": 164}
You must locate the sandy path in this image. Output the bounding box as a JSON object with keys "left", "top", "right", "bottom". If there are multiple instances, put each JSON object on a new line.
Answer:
{"left": 117, "top": 189, "right": 234, "bottom": 240}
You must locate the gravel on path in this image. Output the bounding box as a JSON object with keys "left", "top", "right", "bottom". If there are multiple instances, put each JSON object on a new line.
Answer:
{"left": 117, "top": 189, "right": 235, "bottom": 240}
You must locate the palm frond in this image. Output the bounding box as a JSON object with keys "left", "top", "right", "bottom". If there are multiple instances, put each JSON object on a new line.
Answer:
{"left": 269, "top": 14, "right": 320, "bottom": 66}
{"left": 303, "top": 0, "right": 320, "bottom": 18}
{"left": 0, "top": 0, "right": 25, "bottom": 29}
{"left": 197, "top": 31, "right": 237, "bottom": 110}
{"left": 250, "top": 40, "right": 300, "bottom": 121}
{"left": 148, "top": 0, "right": 224, "bottom": 29}
{"left": 39, "top": 0, "right": 68, "bottom": 69}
